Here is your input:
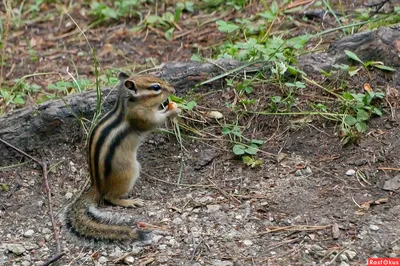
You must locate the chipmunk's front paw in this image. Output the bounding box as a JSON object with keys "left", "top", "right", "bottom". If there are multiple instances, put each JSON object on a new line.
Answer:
{"left": 168, "top": 108, "right": 181, "bottom": 118}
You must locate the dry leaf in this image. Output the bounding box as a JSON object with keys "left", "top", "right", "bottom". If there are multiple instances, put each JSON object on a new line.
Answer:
{"left": 360, "top": 201, "right": 371, "bottom": 210}
{"left": 363, "top": 83, "right": 372, "bottom": 92}
{"left": 207, "top": 111, "right": 224, "bottom": 119}
{"left": 99, "top": 43, "right": 114, "bottom": 57}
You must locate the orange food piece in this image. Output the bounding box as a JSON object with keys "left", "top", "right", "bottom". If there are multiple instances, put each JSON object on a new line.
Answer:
{"left": 168, "top": 102, "right": 178, "bottom": 110}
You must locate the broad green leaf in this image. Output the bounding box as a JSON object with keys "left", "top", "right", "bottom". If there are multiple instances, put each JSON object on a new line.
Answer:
{"left": 373, "top": 64, "right": 396, "bottom": 72}
{"left": 355, "top": 121, "right": 367, "bottom": 132}
{"left": 344, "top": 50, "right": 364, "bottom": 65}
{"left": 146, "top": 15, "right": 160, "bottom": 24}
{"left": 233, "top": 145, "right": 245, "bottom": 155}
{"left": 216, "top": 20, "right": 239, "bottom": 33}
{"left": 221, "top": 127, "right": 231, "bottom": 135}
{"left": 271, "top": 96, "right": 282, "bottom": 103}
{"left": 259, "top": 11, "right": 275, "bottom": 21}
{"left": 348, "top": 67, "right": 361, "bottom": 76}
{"left": 251, "top": 139, "right": 264, "bottom": 145}
{"left": 14, "top": 95, "right": 25, "bottom": 105}
{"left": 191, "top": 54, "right": 201, "bottom": 61}
{"left": 102, "top": 8, "right": 118, "bottom": 19}
{"left": 185, "top": 100, "right": 197, "bottom": 110}
{"left": 270, "top": 1, "right": 279, "bottom": 14}
{"left": 373, "top": 108, "right": 383, "bottom": 116}
{"left": 344, "top": 115, "right": 357, "bottom": 126}
{"left": 357, "top": 109, "right": 369, "bottom": 121}
{"left": 165, "top": 28, "right": 174, "bottom": 40}
{"left": 245, "top": 144, "right": 259, "bottom": 155}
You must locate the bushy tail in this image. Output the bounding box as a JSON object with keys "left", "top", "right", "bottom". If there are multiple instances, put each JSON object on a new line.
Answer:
{"left": 65, "top": 191, "right": 147, "bottom": 241}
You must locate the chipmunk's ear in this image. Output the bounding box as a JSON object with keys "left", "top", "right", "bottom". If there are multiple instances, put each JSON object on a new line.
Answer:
{"left": 124, "top": 80, "right": 137, "bottom": 92}
{"left": 118, "top": 72, "right": 130, "bottom": 81}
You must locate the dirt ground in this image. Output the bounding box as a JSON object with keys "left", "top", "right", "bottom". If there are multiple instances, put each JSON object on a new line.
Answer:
{"left": 1, "top": 1, "right": 400, "bottom": 266}
{"left": 1, "top": 86, "right": 400, "bottom": 265}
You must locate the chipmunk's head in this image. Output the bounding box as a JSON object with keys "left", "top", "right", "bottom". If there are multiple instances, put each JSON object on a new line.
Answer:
{"left": 117, "top": 72, "right": 175, "bottom": 108}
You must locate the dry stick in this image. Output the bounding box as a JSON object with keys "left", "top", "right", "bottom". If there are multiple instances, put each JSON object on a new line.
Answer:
{"left": 0, "top": 138, "right": 65, "bottom": 265}
{"left": 378, "top": 167, "right": 400, "bottom": 171}
{"left": 187, "top": 239, "right": 203, "bottom": 266}
{"left": 207, "top": 178, "right": 241, "bottom": 204}
{"left": 257, "top": 225, "right": 330, "bottom": 236}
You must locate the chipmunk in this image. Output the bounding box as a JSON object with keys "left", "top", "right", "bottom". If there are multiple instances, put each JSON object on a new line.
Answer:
{"left": 65, "top": 72, "right": 180, "bottom": 241}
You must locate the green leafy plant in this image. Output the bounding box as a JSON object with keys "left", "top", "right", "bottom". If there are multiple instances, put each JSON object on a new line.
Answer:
{"left": 90, "top": 0, "right": 147, "bottom": 21}
{"left": 242, "top": 155, "right": 263, "bottom": 168}
{"left": 344, "top": 50, "right": 396, "bottom": 75}
{"left": 220, "top": 124, "right": 264, "bottom": 166}
{"left": 340, "top": 89, "right": 384, "bottom": 144}
{"left": 169, "top": 95, "right": 197, "bottom": 111}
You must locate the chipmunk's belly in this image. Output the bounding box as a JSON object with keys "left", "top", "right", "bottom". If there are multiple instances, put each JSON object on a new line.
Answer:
{"left": 116, "top": 130, "right": 141, "bottom": 191}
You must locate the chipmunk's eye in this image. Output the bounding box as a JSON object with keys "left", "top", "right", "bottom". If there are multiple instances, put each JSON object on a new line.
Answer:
{"left": 150, "top": 84, "right": 161, "bottom": 91}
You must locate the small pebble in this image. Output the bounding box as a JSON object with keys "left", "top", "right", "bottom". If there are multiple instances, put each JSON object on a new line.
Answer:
{"left": 339, "top": 262, "right": 350, "bottom": 266}
{"left": 243, "top": 240, "right": 253, "bottom": 246}
{"left": 172, "top": 217, "right": 182, "bottom": 225}
{"left": 339, "top": 254, "right": 348, "bottom": 262}
{"left": 23, "top": 229, "right": 34, "bottom": 238}
{"left": 21, "top": 261, "right": 30, "bottom": 266}
{"left": 65, "top": 192, "right": 73, "bottom": 200}
{"left": 131, "top": 246, "right": 142, "bottom": 255}
{"left": 346, "top": 169, "right": 356, "bottom": 176}
{"left": 213, "top": 260, "right": 233, "bottom": 266}
{"left": 98, "top": 256, "right": 107, "bottom": 264}
{"left": 207, "top": 204, "right": 221, "bottom": 212}
{"left": 124, "top": 256, "right": 134, "bottom": 264}
{"left": 295, "top": 170, "right": 303, "bottom": 176}
{"left": 42, "top": 228, "right": 52, "bottom": 234}
{"left": 344, "top": 250, "right": 357, "bottom": 260}
{"left": 304, "top": 166, "right": 313, "bottom": 175}
{"left": 369, "top": 224, "right": 380, "bottom": 231}
{"left": 157, "top": 255, "right": 168, "bottom": 263}
{"left": 152, "top": 235, "right": 163, "bottom": 244}
{"left": 7, "top": 244, "right": 26, "bottom": 255}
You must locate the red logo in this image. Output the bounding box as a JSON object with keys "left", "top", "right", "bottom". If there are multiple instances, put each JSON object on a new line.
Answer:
{"left": 368, "top": 258, "right": 400, "bottom": 266}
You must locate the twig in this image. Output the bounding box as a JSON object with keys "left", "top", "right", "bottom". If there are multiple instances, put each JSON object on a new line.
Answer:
{"left": 207, "top": 179, "right": 241, "bottom": 204}
{"left": 351, "top": 196, "right": 362, "bottom": 209}
{"left": 187, "top": 239, "right": 203, "bottom": 266}
{"left": 257, "top": 225, "right": 330, "bottom": 236}
{"left": 113, "top": 252, "right": 133, "bottom": 264}
{"left": 378, "top": 167, "right": 400, "bottom": 171}
{"left": 40, "top": 252, "right": 66, "bottom": 266}
{"left": 0, "top": 138, "right": 64, "bottom": 264}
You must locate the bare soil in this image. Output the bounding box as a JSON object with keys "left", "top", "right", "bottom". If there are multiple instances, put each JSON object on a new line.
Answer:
{"left": 1, "top": 1, "right": 399, "bottom": 266}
